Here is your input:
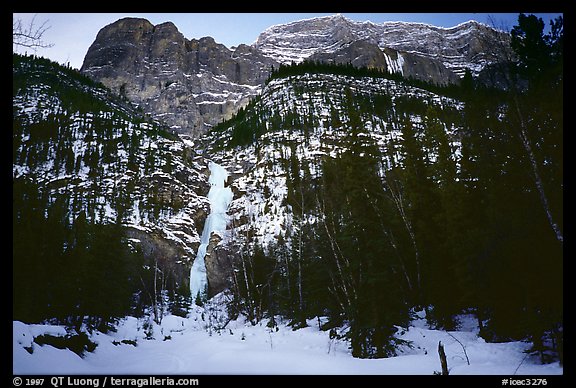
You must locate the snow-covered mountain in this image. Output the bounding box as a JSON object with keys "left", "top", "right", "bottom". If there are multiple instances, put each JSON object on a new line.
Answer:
{"left": 13, "top": 12, "right": 563, "bottom": 373}
{"left": 80, "top": 15, "right": 511, "bottom": 137}
{"left": 254, "top": 15, "right": 511, "bottom": 78}
{"left": 192, "top": 54, "right": 561, "bottom": 362}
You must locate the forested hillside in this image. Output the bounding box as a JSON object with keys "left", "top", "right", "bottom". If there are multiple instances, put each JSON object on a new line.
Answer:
{"left": 13, "top": 14, "right": 563, "bottom": 371}
{"left": 203, "top": 14, "right": 563, "bottom": 360}
{"left": 13, "top": 53, "right": 209, "bottom": 330}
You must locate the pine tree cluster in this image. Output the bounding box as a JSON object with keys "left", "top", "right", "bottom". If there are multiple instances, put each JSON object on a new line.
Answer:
{"left": 213, "top": 15, "right": 562, "bottom": 361}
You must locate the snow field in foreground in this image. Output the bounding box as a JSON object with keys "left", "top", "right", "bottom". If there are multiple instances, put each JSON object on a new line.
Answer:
{"left": 13, "top": 309, "right": 562, "bottom": 375}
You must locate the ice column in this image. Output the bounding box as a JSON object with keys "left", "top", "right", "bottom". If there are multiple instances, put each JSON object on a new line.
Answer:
{"left": 190, "top": 162, "right": 233, "bottom": 303}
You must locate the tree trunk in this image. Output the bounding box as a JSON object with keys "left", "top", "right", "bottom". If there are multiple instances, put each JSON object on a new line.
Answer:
{"left": 438, "top": 341, "right": 449, "bottom": 375}
{"left": 515, "top": 109, "right": 563, "bottom": 244}
{"left": 240, "top": 250, "right": 253, "bottom": 322}
{"left": 153, "top": 259, "right": 160, "bottom": 324}
{"left": 297, "top": 187, "right": 305, "bottom": 322}
{"left": 386, "top": 176, "right": 421, "bottom": 294}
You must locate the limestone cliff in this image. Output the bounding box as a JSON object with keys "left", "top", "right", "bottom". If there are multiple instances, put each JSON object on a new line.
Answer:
{"left": 81, "top": 15, "right": 511, "bottom": 137}
{"left": 81, "top": 18, "right": 277, "bottom": 137}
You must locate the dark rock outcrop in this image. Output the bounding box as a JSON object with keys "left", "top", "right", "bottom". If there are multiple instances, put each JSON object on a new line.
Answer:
{"left": 126, "top": 227, "right": 194, "bottom": 290}
{"left": 309, "top": 41, "right": 460, "bottom": 86}
{"left": 309, "top": 40, "right": 389, "bottom": 71}
{"left": 204, "top": 233, "right": 234, "bottom": 297}
{"left": 81, "top": 18, "right": 278, "bottom": 137}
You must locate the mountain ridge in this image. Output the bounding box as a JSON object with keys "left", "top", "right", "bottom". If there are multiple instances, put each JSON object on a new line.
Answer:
{"left": 254, "top": 14, "right": 510, "bottom": 77}
{"left": 80, "top": 14, "right": 511, "bottom": 137}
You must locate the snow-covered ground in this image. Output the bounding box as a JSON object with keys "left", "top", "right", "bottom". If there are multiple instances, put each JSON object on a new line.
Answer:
{"left": 13, "top": 306, "right": 562, "bottom": 375}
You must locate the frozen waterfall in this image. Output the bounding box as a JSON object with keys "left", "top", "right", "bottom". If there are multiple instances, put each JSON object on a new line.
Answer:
{"left": 190, "top": 162, "right": 233, "bottom": 303}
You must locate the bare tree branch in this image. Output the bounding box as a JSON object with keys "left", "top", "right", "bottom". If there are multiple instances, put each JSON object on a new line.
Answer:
{"left": 13, "top": 14, "right": 54, "bottom": 50}
{"left": 447, "top": 332, "right": 470, "bottom": 365}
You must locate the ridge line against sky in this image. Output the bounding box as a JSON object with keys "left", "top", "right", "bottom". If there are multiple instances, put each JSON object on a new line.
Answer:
{"left": 12, "top": 13, "right": 563, "bottom": 70}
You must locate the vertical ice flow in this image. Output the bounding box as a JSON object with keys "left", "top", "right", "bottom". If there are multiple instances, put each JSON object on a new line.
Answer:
{"left": 190, "top": 161, "right": 233, "bottom": 302}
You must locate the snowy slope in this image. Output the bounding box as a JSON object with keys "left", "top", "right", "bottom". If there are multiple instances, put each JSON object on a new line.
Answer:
{"left": 203, "top": 72, "right": 464, "bottom": 253}
{"left": 13, "top": 307, "right": 562, "bottom": 375}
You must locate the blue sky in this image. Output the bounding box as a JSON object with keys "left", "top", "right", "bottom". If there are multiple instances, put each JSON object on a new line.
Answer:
{"left": 13, "top": 13, "right": 563, "bottom": 70}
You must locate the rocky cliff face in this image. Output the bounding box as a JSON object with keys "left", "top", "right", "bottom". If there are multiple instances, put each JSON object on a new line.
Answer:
{"left": 81, "top": 18, "right": 277, "bottom": 137}
{"left": 81, "top": 15, "right": 511, "bottom": 137}
{"left": 255, "top": 15, "right": 511, "bottom": 78}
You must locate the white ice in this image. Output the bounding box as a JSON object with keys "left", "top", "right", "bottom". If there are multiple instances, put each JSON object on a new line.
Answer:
{"left": 189, "top": 162, "right": 233, "bottom": 301}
